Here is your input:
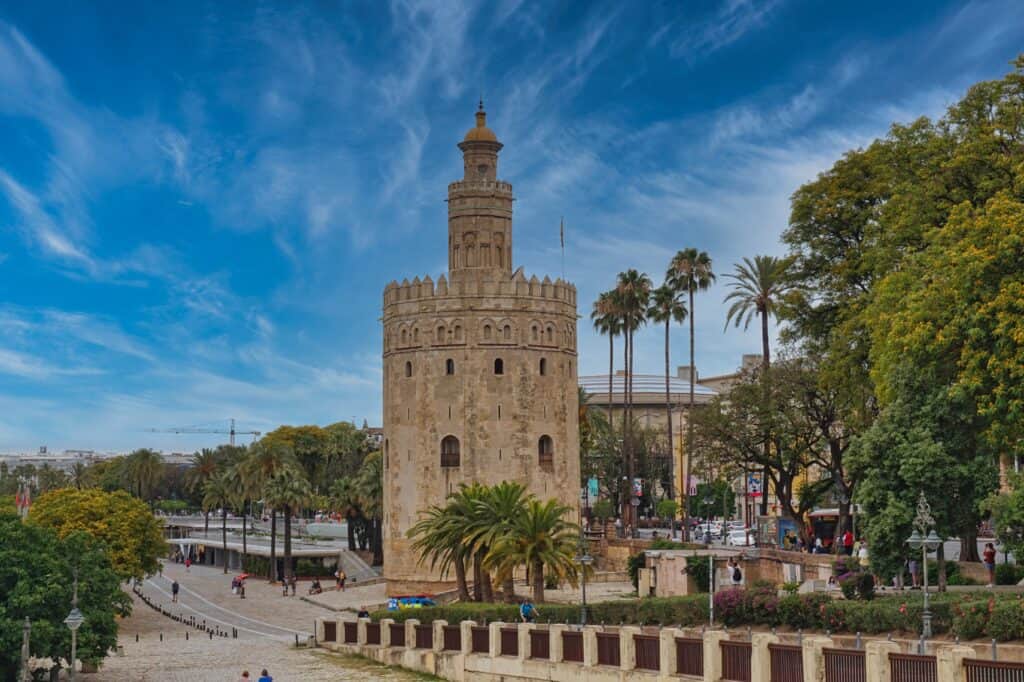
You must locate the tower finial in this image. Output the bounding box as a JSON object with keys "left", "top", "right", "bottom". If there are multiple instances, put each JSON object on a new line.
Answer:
{"left": 479, "top": 92, "right": 484, "bottom": 112}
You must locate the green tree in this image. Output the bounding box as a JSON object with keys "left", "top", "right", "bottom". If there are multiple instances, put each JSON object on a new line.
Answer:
{"left": 984, "top": 474, "right": 1024, "bottom": 564}
{"left": 591, "top": 290, "right": 623, "bottom": 429}
{"left": 0, "top": 516, "right": 129, "bottom": 679}
{"left": 355, "top": 451, "right": 384, "bottom": 565}
{"left": 667, "top": 248, "right": 715, "bottom": 536}
{"left": 486, "top": 499, "right": 581, "bottom": 603}
{"left": 241, "top": 440, "right": 296, "bottom": 581}
{"left": 263, "top": 467, "right": 311, "bottom": 583}
{"left": 648, "top": 282, "right": 687, "bottom": 500}
{"left": 185, "top": 448, "right": 221, "bottom": 534}
{"left": 28, "top": 488, "right": 165, "bottom": 580}
{"left": 123, "top": 448, "right": 164, "bottom": 508}
{"left": 202, "top": 471, "right": 234, "bottom": 575}
{"left": 407, "top": 497, "right": 472, "bottom": 601}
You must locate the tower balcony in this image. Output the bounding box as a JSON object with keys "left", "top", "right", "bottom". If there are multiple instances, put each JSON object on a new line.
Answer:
{"left": 447, "top": 180, "right": 513, "bottom": 195}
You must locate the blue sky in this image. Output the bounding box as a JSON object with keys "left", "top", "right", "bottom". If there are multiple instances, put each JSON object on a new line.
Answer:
{"left": 1, "top": 1, "right": 1022, "bottom": 453}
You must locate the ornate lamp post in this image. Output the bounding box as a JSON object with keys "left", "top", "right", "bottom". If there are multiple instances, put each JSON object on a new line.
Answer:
{"left": 63, "top": 570, "right": 85, "bottom": 681}
{"left": 19, "top": 617, "right": 31, "bottom": 682}
{"left": 905, "top": 492, "right": 942, "bottom": 639}
{"left": 575, "top": 531, "right": 594, "bottom": 626}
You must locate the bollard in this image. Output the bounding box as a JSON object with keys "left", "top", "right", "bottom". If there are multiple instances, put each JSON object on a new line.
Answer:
{"left": 918, "top": 636, "right": 925, "bottom": 655}
{"left": 992, "top": 639, "right": 998, "bottom": 661}
{"left": 159, "top": 633, "right": 163, "bottom": 642}
{"left": 186, "top": 632, "right": 188, "bottom": 641}
{"left": 295, "top": 634, "right": 299, "bottom": 647}
{"left": 135, "top": 633, "right": 139, "bottom": 643}
{"left": 209, "top": 632, "right": 213, "bottom": 640}
{"left": 856, "top": 632, "right": 862, "bottom": 649}
{"left": 798, "top": 629, "right": 803, "bottom": 645}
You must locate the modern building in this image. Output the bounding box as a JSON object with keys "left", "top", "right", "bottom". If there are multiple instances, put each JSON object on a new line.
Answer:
{"left": 380, "top": 104, "right": 581, "bottom": 595}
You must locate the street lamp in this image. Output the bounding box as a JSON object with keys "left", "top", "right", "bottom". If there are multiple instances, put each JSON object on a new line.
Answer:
{"left": 63, "top": 569, "right": 84, "bottom": 681}
{"left": 905, "top": 492, "right": 942, "bottom": 639}
{"left": 575, "top": 530, "right": 594, "bottom": 626}
{"left": 703, "top": 494, "right": 714, "bottom": 545}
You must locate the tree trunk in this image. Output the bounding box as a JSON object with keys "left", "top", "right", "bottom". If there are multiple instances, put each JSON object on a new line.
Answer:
{"left": 472, "top": 554, "right": 483, "bottom": 601}
{"left": 346, "top": 512, "right": 356, "bottom": 551}
{"left": 478, "top": 552, "right": 494, "bottom": 602}
{"left": 664, "top": 319, "right": 674, "bottom": 500}
{"left": 621, "top": 324, "right": 630, "bottom": 526}
{"left": 837, "top": 497, "right": 851, "bottom": 550}
{"left": 760, "top": 309, "right": 771, "bottom": 517}
{"left": 502, "top": 574, "right": 516, "bottom": 603}
{"left": 269, "top": 509, "right": 277, "bottom": 582}
{"left": 454, "top": 554, "right": 470, "bottom": 602}
{"left": 684, "top": 288, "right": 695, "bottom": 540}
{"left": 937, "top": 542, "right": 947, "bottom": 592}
{"left": 204, "top": 510, "right": 209, "bottom": 534}
{"left": 960, "top": 527, "right": 980, "bottom": 562}
{"left": 532, "top": 559, "right": 545, "bottom": 603}
{"left": 371, "top": 517, "right": 383, "bottom": 566}
{"left": 626, "top": 320, "right": 635, "bottom": 533}
{"left": 284, "top": 505, "right": 293, "bottom": 582}
{"left": 242, "top": 500, "right": 248, "bottom": 565}
{"left": 222, "top": 508, "right": 228, "bottom": 574}
{"left": 608, "top": 334, "right": 614, "bottom": 435}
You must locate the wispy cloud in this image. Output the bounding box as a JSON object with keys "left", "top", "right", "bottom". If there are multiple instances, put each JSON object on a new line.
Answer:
{"left": 660, "top": 0, "right": 783, "bottom": 62}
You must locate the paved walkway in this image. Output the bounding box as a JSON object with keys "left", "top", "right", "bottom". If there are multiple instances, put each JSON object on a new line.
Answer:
{"left": 98, "top": 590, "right": 429, "bottom": 681}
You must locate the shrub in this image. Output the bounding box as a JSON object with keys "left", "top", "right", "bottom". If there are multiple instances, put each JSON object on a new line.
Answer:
{"left": 781, "top": 582, "right": 801, "bottom": 595}
{"left": 995, "top": 563, "right": 1023, "bottom": 586}
{"left": 627, "top": 552, "right": 645, "bottom": 589}
{"left": 952, "top": 598, "right": 992, "bottom": 640}
{"left": 714, "top": 589, "right": 751, "bottom": 626}
{"left": 592, "top": 499, "right": 615, "bottom": 523}
{"left": 856, "top": 573, "right": 876, "bottom": 601}
{"left": 837, "top": 573, "right": 859, "bottom": 600}
{"left": 777, "top": 593, "right": 829, "bottom": 630}
{"left": 987, "top": 599, "right": 1024, "bottom": 640}
{"left": 686, "top": 558, "right": 711, "bottom": 592}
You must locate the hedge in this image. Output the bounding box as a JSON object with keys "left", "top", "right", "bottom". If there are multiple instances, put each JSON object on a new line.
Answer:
{"left": 373, "top": 589, "right": 1024, "bottom": 640}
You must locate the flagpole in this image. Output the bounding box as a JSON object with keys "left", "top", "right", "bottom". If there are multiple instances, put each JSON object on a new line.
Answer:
{"left": 560, "top": 216, "right": 565, "bottom": 280}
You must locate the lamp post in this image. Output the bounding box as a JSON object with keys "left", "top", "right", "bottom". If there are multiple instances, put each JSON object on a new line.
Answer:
{"left": 19, "top": 617, "right": 31, "bottom": 682}
{"left": 703, "top": 494, "right": 714, "bottom": 546}
{"left": 63, "top": 569, "right": 84, "bottom": 681}
{"left": 575, "top": 530, "right": 594, "bottom": 626}
{"left": 905, "top": 492, "right": 942, "bottom": 639}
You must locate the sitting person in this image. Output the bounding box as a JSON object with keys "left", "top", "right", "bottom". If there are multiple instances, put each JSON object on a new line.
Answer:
{"left": 308, "top": 579, "right": 322, "bottom": 595}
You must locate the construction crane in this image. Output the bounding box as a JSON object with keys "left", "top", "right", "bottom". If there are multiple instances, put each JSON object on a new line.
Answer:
{"left": 144, "top": 418, "right": 261, "bottom": 446}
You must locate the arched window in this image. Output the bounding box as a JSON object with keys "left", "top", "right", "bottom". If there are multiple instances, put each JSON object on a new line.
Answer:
{"left": 405, "top": 361, "right": 413, "bottom": 378}
{"left": 446, "top": 359, "right": 455, "bottom": 375}
{"left": 483, "top": 324, "right": 492, "bottom": 341}
{"left": 441, "top": 436, "right": 460, "bottom": 467}
{"left": 413, "top": 327, "right": 420, "bottom": 343}
{"left": 546, "top": 325, "right": 554, "bottom": 344}
{"left": 454, "top": 325, "right": 463, "bottom": 342}
{"left": 401, "top": 328, "right": 407, "bottom": 344}
{"left": 538, "top": 436, "right": 554, "bottom": 466}
{"left": 539, "top": 358, "right": 547, "bottom": 376}
{"left": 531, "top": 325, "right": 539, "bottom": 342}
{"left": 436, "top": 325, "right": 446, "bottom": 343}
{"left": 503, "top": 325, "right": 512, "bottom": 341}
{"left": 494, "top": 358, "right": 504, "bottom": 375}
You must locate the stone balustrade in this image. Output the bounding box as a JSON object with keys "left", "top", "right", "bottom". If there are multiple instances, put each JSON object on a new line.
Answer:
{"left": 315, "top": 616, "right": 1002, "bottom": 682}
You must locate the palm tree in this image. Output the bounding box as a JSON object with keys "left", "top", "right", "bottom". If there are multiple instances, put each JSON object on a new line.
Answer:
{"left": 724, "top": 254, "right": 795, "bottom": 516}
{"left": 407, "top": 499, "right": 472, "bottom": 601}
{"left": 124, "top": 448, "right": 164, "bottom": 509}
{"left": 615, "top": 270, "right": 652, "bottom": 532}
{"left": 223, "top": 463, "right": 253, "bottom": 563}
{"left": 467, "top": 482, "right": 530, "bottom": 602}
{"left": 486, "top": 499, "right": 581, "bottom": 603}
{"left": 69, "top": 461, "right": 87, "bottom": 490}
{"left": 263, "top": 467, "right": 312, "bottom": 584}
{"left": 241, "top": 441, "right": 295, "bottom": 582}
{"left": 329, "top": 476, "right": 365, "bottom": 552}
{"left": 591, "top": 291, "right": 623, "bottom": 429}
{"left": 355, "top": 452, "right": 383, "bottom": 566}
{"left": 202, "top": 471, "right": 233, "bottom": 574}
{"left": 186, "top": 449, "right": 221, "bottom": 534}
{"left": 668, "top": 248, "right": 715, "bottom": 538}
{"left": 648, "top": 282, "right": 687, "bottom": 502}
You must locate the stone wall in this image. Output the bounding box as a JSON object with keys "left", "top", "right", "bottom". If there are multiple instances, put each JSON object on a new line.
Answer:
{"left": 318, "top": 616, "right": 1000, "bottom": 682}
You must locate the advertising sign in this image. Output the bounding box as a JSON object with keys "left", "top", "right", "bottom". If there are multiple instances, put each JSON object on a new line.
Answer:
{"left": 748, "top": 472, "right": 763, "bottom": 498}
{"left": 588, "top": 478, "right": 599, "bottom": 499}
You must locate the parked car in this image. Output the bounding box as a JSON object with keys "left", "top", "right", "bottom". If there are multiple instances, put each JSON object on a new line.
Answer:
{"left": 696, "top": 523, "right": 722, "bottom": 539}
{"left": 727, "top": 530, "right": 754, "bottom": 546}
{"left": 726, "top": 520, "right": 746, "bottom": 531}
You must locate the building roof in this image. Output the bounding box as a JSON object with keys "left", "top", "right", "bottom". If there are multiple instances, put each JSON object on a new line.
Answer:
{"left": 579, "top": 373, "right": 717, "bottom": 406}
{"left": 463, "top": 102, "right": 498, "bottom": 142}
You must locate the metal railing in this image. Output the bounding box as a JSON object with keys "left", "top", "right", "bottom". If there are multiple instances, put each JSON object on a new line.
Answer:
{"left": 721, "top": 640, "right": 753, "bottom": 682}
{"left": 343, "top": 621, "right": 358, "bottom": 644}
{"left": 676, "top": 636, "right": 704, "bottom": 677}
{"left": 769, "top": 643, "right": 803, "bottom": 682}
{"left": 442, "top": 625, "right": 461, "bottom": 651}
{"left": 389, "top": 623, "right": 405, "bottom": 647}
{"left": 365, "top": 622, "right": 381, "bottom": 646}
{"left": 323, "top": 621, "right": 336, "bottom": 643}
{"left": 414, "top": 624, "right": 432, "bottom": 649}
{"left": 596, "top": 632, "right": 621, "bottom": 667}
{"left": 563, "top": 630, "right": 584, "bottom": 663}
{"left": 635, "top": 634, "right": 660, "bottom": 671}
{"left": 530, "top": 629, "right": 550, "bottom": 660}
{"left": 965, "top": 658, "right": 1024, "bottom": 682}
{"left": 471, "top": 626, "right": 489, "bottom": 653}
{"left": 889, "top": 653, "right": 937, "bottom": 682}
{"left": 500, "top": 627, "right": 519, "bottom": 656}
{"left": 824, "top": 647, "right": 866, "bottom": 682}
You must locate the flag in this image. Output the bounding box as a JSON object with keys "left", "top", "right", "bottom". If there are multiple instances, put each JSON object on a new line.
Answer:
{"left": 560, "top": 217, "right": 564, "bottom": 248}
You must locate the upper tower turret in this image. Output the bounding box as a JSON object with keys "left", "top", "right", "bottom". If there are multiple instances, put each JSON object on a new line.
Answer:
{"left": 448, "top": 101, "right": 513, "bottom": 278}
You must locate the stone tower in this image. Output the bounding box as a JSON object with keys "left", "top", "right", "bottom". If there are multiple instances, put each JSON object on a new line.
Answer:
{"left": 381, "top": 103, "right": 581, "bottom": 595}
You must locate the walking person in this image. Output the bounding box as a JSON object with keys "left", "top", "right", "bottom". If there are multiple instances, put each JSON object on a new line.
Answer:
{"left": 983, "top": 542, "right": 997, "bottom": 587}
{"left": 519, "top": 599, "right": 539, "bottom": 623}
{"left": 842, "top": 529, "right": 854, "bottom": 556}
{"left": 257, "top": 669, "right": 272, "bottom": 682}
{"left": 238, "top": 671, "right": 250, "bottom": 681}
{"left": 336, "top": 569, "right": 346, "bottom": 592}
{"left": 171, "top": 580, "right": 180, "bottom": 603}
{"left": 185, "top": 557, "right": 192, "bottom": 572}
{"left": 908, "top": 558, "right": 920, "bottom": 588}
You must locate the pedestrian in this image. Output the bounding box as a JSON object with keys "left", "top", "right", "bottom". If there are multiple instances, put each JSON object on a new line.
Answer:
{"left": 171, "top": 580, "right": 180, "bottom": 603}
{"left": 908, "top": 558, "right": 920, "bottom": 588}
{"left": 290, "top": 575, "right": 297, "bottom": 596}
{"left": 814, "top": 537, "right": 824, "bottom": 554}
{"left": 257, "top": 669, "right": 272, "bottom": 682}
{"left": 842, "top": 530, "right": 854, "bottom": 556}
{"left": 728, "top": 558, "right": 743, "bottom": 588}
{"left": 614, "top": 517, "right": 623, "bottom": 538}
{"left": 983, "top": 542, "right": 997, "bottom": 587}
{"left": 185, "top": 557, "right": 192, "bottom": 572}
{"left": 239, "top": 580, "right": 246, "bottom": 599}
{"left": 337, "top": 569, "right": 347, "bottom": 591}
{"left": 857, "top": 540, "right": 869, "bottom": 567}
{"left": 519, "top": 599, "right": 539, "bottom": 623}
{"left": 357, "top": 605, "right": 370, "bottom": 618}
{"left": 239, "top": 671, "right": 250, "bottom": 681}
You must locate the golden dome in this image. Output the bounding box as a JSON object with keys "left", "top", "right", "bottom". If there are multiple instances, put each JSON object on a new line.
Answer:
{"left": 463, "top": 103, "right": 498, "bottom": 143}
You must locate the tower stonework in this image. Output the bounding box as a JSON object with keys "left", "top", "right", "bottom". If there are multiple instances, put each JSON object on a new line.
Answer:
{"left": 381, "top": 105, "right": 581, "bottom": 595}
